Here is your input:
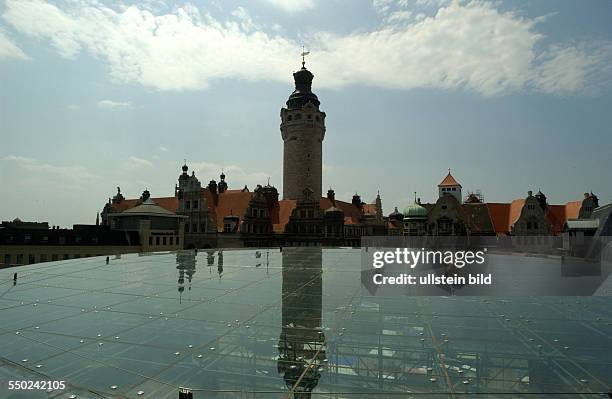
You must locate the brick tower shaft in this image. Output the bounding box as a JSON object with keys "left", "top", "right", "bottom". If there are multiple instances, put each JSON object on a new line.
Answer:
{"left": 280, "top": 62, "right": 326, "bottom": 200}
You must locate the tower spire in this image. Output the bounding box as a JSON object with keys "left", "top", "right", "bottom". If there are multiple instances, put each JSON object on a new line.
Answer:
{"left": 301, "top": 46, "right": 310, "bottom": 69}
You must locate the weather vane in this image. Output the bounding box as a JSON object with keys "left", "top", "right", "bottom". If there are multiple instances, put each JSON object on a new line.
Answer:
{"left": 301, "top": 45, "right": 310, "bottom": 68}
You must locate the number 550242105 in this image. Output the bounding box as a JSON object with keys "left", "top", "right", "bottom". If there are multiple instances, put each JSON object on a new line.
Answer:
{"left": 8, "top": 380, "right": 66, "bottom": 390}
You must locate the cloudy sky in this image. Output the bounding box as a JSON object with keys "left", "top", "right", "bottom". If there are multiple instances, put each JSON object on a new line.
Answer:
{"left": 1, "top": 0, "right": 611, "bottom": 227}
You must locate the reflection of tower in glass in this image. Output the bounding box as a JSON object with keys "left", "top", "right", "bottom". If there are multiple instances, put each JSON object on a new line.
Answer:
{"left": 217, "top": 250, "right": 224, "bottom": 278}
{"left": 277, "top": 248, "right": 326, "bottom": 399}
{"left": 176, "top": 250, "right": 197, "bottom": 302}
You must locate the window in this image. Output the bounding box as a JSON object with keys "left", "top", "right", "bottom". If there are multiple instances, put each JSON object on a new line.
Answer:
{"left": 40, "top": 254, "right": 47, "bottom": 262}
{"left": 17, "top": 254, "right": 24, "bottom": 264}
{"left": 63, "top": 254, "right": 69, "bottom": 260}
{"left": 51, "top": 254, "right": 58, "bottom": 261}
{"left": 193, "top": 200, "right": 198, "bottom": 209}
{"left": 4, "top": 254, "right": 11, "bottom": 265}
{"left": 201, "top": 223, "right": 206, "bottom": 232}
{"left": 24, "top": 234, "right": 32, "bottom": 243}
{"left": 163, "top": 237, "right": 167, "bottom": 245}
{"left": 287, "top": 115, "right": 293, "bottom": 121}
{"left": 156, "top": 237, "right": 160, "bottom": 245}
{"left": 186, "top": 200, "right": 191, "bottom": 209}
{"left": 296, "top": 113, "right": 302, "bottom": 120}
{"left": 192, "top": 223, "right": 197, "bottom": 232}
{"left": 186, "top": 224, "right": 190, "bottom": 232}
{"left": 169, "top": 237, "right": 174, "bottom": 245}
{"left": 224, "top": 223, "right": 232, "bottom": 232}
{"left": 149, "top": 237, "right": 153, "bottom": 245}
{"left": 176, "top": 237, "right": 179, "bottom": 245}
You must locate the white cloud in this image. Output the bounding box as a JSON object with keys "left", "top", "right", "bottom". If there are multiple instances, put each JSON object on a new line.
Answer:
{"left": 97, "top": 100, "right": 132, "bottom": 110}
{"left": 386, "top": 10, "right": 413, "bottom": 23}
{"left": 1, "top": 155, "right": 97, "bottom": 184}
{"left": 263, "top": 0, "right": 314, "bottom": 13}
{"left": 65, "top": 104, "right": 80, "bottom": 110}
{"left": 3, "top": 0, "right": 611, "bottom": 96}
{"left": 0, "top": 28, "right": 28, "bottom": 59}
{"left": 125, "top": 156, "right": 153, "bottom": 168}
{"left": 158, "top": 146, "right": 169, "bottom": 152}
{"left": 531, "top": 42, "right": 612, "bottom": 95}
{"left": 1, "top": 155, "right": 36, "bottom": 163}
{"left": 231, "top": 7, "right": 258, "bottom": 31}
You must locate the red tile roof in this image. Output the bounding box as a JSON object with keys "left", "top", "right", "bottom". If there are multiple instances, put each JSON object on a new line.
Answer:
{"left": 486, "top": 203, "right": 511, "bottom": 235}
{"left": 211, "top": 190, "right": 253, "bottom": 232}
{"left": 438, "top": 172, "right": 461, "bottom": 187}
{"left": 487, "top": 199, "right": 583, "bottom": 235}
{"left": 272, "top": 200, "right": 297, "bottom": 233}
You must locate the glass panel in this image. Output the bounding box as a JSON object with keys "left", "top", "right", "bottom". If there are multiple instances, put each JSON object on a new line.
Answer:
{"left": 0, "top": 248, "right": 611, "bottom": 398}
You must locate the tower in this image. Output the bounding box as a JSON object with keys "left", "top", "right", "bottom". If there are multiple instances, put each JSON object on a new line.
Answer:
{"left": 438, "top": 169, "right": 462, "bottom": 202}
{"left": 280, "top": 58, "right": 326, "bottom": 200}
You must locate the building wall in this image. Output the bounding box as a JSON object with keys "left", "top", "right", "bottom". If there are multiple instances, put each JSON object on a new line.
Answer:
{"left": 512, "top": 195, "right": 551, "bottom": 235}
{"left": 0, "top": 246, "right": 138, "bottom": 267}
{"left": 280, "top": 103, "right": 325, "bottom": 200}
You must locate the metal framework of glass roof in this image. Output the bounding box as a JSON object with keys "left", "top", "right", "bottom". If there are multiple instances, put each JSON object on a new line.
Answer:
{"left": 0, "top": 248, "right": 611, "bottom": 398}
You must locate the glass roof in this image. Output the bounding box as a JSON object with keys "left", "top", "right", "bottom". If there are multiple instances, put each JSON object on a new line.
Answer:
{"left": 0, "top": 248, "right": 611, "bottom": 398}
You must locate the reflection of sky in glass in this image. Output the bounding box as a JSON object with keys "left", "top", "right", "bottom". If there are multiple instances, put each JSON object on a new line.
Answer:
{"left": 0, "top": 248, "right": 611, "bottom": 398}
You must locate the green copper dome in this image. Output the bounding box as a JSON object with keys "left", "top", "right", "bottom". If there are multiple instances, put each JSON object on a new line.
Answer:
{"left": 403, "top": 201, "right": 428, "bottom": 218}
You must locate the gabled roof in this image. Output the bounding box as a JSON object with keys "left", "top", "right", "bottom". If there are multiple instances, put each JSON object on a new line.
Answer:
{"left": 438, "top": 172, "right": 461, "bottom": 187}
{"left": 211, "top": 190, "right": 254, "bottom": 232}
{"left": 486, "top": 199, "right": 584, "bottom": 235}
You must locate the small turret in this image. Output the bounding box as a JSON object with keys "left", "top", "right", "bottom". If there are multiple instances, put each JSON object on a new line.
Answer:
{"left": 218, "top": 170, "right": 228, "bottom": 193}
{"left": 327, "top": 188, "right": 335, "bottom": 205}
{"left": 535, "top": 189, "right": 547, "bottom": 211}
{"left": 375, "top": 191, "right": 383, "bottom": 221}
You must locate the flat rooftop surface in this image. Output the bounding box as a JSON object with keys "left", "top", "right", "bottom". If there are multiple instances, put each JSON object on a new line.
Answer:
{"left": 0, "top": 248, "right": 611, "bottom": 398}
